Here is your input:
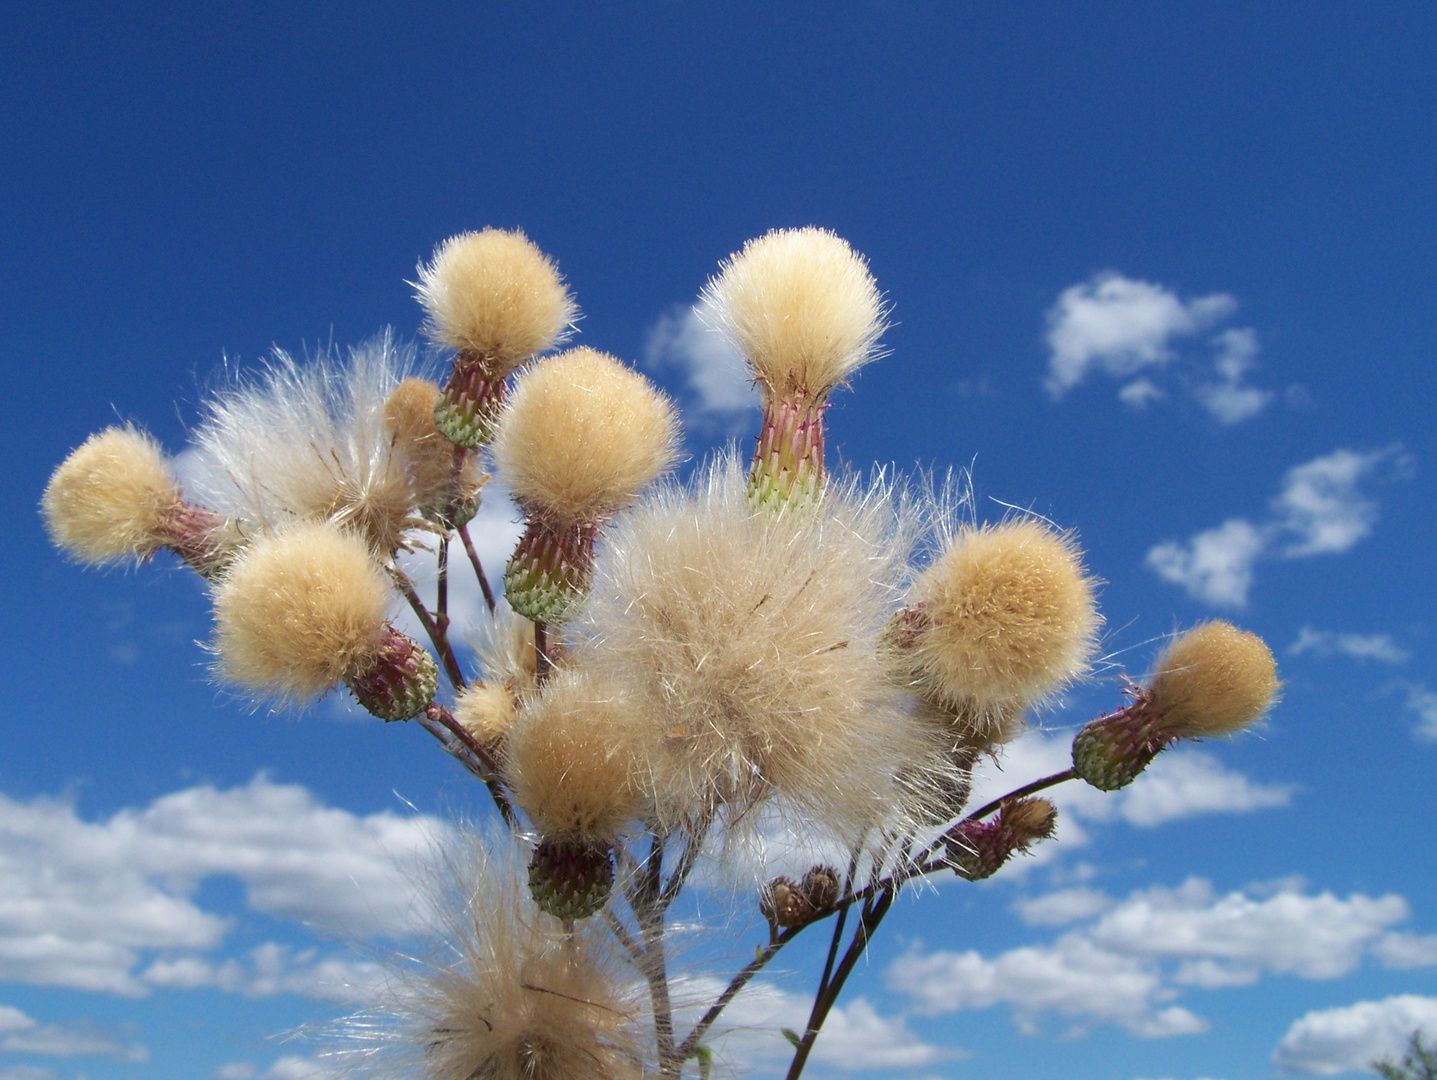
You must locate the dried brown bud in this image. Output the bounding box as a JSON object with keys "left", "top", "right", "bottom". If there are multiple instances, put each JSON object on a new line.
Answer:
{"left": 946, "top": 798, "right": 1057, "bottom": 880}
{"left": 760, "top": 865, "right": 842, "bottom": 929}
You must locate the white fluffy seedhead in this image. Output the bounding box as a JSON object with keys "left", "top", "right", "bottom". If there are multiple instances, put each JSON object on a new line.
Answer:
{"left": 415, "top": 228, "right": 578, "bottom": 367}
{"left": 344, "top": 835, "right": 646, "bottom": 1080}
{"left": 42, "top": 426, "right": 182, "bottom": 565}
{"left": 212, "top": 521, "right": 391, "bottom": 702}
{"left": 1148, "top": 621, "right": 1280, "bottom": 738}
{"left": 504, "top": 665, "right": 647, "bottom": 842}
{"left": 700, "top": 227, "right": 888, "bottom": 398}
{"left": 574, "top": 452, "right": 958, "bottom": 840}
{"left": 184, "top": 333, "right": 427, "bottom": 553}
{"left": 906, "top": 518, "right": 1100, "bottom": 726}
{"left": 491, "top": 347, "right": 680, "bottom": 526}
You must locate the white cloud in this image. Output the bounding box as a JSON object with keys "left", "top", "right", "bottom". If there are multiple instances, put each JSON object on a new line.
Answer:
{"left": 0, "top": 1005, "right": 146, "bottom": 1063}
{"left": 1146, "top": 446, "right": 1407, "bottom": 607}
{"left": 1397, "top": 683, "right": 1437, "bottom": 741}
{"left": 214, "top": 1063, "right": 258, "bottom": 1080}
{"left": 1044, "top": 273, "right": 1236, "bottom": 397}
{"left": 682, "top": 976, "right": 957, "bottom": 1075}
{"left": 1290, "top": 628, "right": 1410, "bottom": 665}
{"left": 0, "top": 776, "right": 447, "bottom": 995}
{"left": 1273, "top": 995, "right": 1437, "bottom": 1075}
{"left": 644, "top": 303, "right": 756, "bottom": 432}
{"left": 890, "top": 877, "right": 1427, "bottom": 1040}
{"left": 1374, "top": 931, "right": 1437, "bottom": 970}
{"left": 1272, "top": 448, "right": 1403, "bottom": 557}
{"left": 1014, "top": 887, "right": 1114, "bottom": 927}
{"left": 258, "top": 1056, "right": 343, "bottom": 1080}
{"left": 1145, "top": 519, "right": 1268, "bottom": 607}
{"left": 141, "top": 942, "right": 386, "bottom": 1003}
{"left": 1119, "top": 377, "right": 1167, "bottom": 409}
{"left": 1195, "top": 328, "right": 1274, "bottom": 425}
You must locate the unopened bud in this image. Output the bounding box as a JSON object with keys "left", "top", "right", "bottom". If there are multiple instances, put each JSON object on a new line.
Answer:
{"left": 527, "top": 837, "right": 615, "bottom": 920}
{"left": 344, "top": 627, "right": 439, "bottom": 722}
{"left": 504, "top": 517, "right": 597, "bottom": 624}
{"left": 760, "top": 865, "right": 842, "bottom": 928}
{"left": 749, "top": 391, "right": 826, "bottom": 511}
{"left": 946, "top": 798, "right": 1057, "bottom": 880}
{"left": 434, "top": 352, "right": 508, "bottom": 449}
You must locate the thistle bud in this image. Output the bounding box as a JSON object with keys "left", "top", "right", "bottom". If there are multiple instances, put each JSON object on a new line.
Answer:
{"left": 414, "top": 229, "right": 577, "bottom": 448}
{"left": 760, "top": 865, "right": 842, "bottom": 929}
{"left": 492, "top": 347, "right": 679, "bottom": 623}
{"left": 344, "top": 626, "right": 439, "bottom": 722}
{"left": 896, "top": 520, "right": 1100, "bottom": 734}
{"left": 946, "top": 798, "right": 1057, "bottom": 880}
{"left": 701, "top": 227, "right": 887, "bottom": 510}
{"left": 1072, "top": 621, "right": 1279, "bottom": 791}
{"left": 43, "top": 426, "right": 242, "bottom": 578}
{"left": 527, "top": 837, "right": 615, "bottom": 920}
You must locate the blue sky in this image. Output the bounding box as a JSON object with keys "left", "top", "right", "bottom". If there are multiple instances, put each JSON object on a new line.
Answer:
{"left": 3, "top": 4, "right": 1436, "bottom": 1078}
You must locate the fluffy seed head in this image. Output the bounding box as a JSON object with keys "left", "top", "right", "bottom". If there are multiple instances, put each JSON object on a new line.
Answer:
{"left": 505, "top": 667, "right": 645, "bottom": 842}
{"left": 43, "top": 426, "right": 181, "bottom": 564}
{"left": 1148, "top": 621, "right": 1280, "bottom": 737}
{"left": 492, "top": 347, "right": 680, "bottom": 525}
{"left": 213, "top": 521, "right": 391, "bottom": 701}
{"left": 907, "top": 519, "right": 1100, "bottom": 722}
{"left": 415, "top": 228, "right": 577, "bottom": 366}
{"left": 701, "top": 227, "right": 887, "bottom": 397}
{"left": 185, "top": 334, "right": 425, "bottom": 553}
{"left": 455, "top": 682, "right": 517, "bottom": 745}
{"left": 384, "top": 376, "right": 486, "bottom": 519}
{"left": 356, "top": 837, "right": 645, "bottom": 1080}
{"left": 574, "top": 453, "right": 957, "bottom": 838}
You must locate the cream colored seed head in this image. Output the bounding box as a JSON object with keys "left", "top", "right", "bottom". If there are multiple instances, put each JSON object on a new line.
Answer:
{"left": 701, "top": 226, "right": 887, "bottom": 397}
{"left": 42, "top": 426, "right": 182, "bottom": 565}
{"left": 911, "top": 519, "right": 1100, "bottom": 720}
{"left": 454, "top": 682, "right": 516, "bottom": 746}
{"left": 213, "top": 521, "right": 390, "bottom": 701}
{"left": 1148, "top": 621, "right": 1280, "bottom": 738}
{"left": 505, "top": 666, "right": 645, "bottom": 842}
{"left": 383, "top": 376, "right": 482, "bottom": 510}
{"left": 414, "top": 228, "right": 577, "bottom": 366}
{"left": 492, "top": 347, "right": 680, "bottom": 525}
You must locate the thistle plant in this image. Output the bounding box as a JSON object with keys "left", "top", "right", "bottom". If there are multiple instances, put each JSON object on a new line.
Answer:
{"left": 42, "top": 225, "right": 1281, "bottom": 1080}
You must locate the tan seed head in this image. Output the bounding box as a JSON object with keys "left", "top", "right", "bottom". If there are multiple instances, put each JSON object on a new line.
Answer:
{"left": 1148, "top": 621, "right": 1280, "bottom": 737}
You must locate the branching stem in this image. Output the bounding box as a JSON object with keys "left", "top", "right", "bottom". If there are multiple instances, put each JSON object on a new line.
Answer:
{"left": 458, "top": 523, "right": 497, "bottom": 613}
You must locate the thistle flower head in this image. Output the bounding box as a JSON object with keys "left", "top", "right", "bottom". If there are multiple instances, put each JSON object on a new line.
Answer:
{"left": 414, "top": 228, "right": 577, "bottom": 366}
{"left": 213, "top": 521, "right": 391, "bottom": 701}
{"left": 505, "top": 666, "right": 645, "bottom": 843}
{"left": 185, "top": 334, "right": 425, "bottom": 553}
{"left": 492, "top": 347, "right": 680, "bottom": 527}
{"left": 353, "top": 836, "right": 645, "bottom": 1080}
{"left": 383, "top": 376, "right": 485, "bottom": 522}
{"left": 42, "top": 426, "right": 182, "bottom": 565}
{"left": 700, "top": 226, "right": 887, "bottom": 399}
{"left": 454, "top": 682, "right": 517, "bottom": 746}
{"left": 1148, "top": 620, "right": 1280, "bottom": 737}
{"left": 575, "top": 453, "right": 957, "bottom": 839}
{"left": 904, "top": 518, "right": 1100, "bottom": 725}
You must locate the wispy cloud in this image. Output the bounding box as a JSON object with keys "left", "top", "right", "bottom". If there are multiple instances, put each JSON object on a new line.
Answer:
{"left": 1273, "top": 994, "right": 1437, "bottom": 1075}
{"left": 1289, "top": 627, "right": 1410, "bottom": 664}
{"left": 889, "top": 878, "right": 1429, "bottom": 1039}
{"left": 1146, "top": 446, "right": 1410, "bottom": 606}
{"left": 1393, "top": 682, "right": 1437, "bottom": 742}
{"left": 643, "top": 303, "right": 756, "bottom": 435}
{"left": 1044, "top": 272, "right": 1272, "bottom": 423}
{"left": 0, "top": 1006, "right": 147, "bottom": 1063}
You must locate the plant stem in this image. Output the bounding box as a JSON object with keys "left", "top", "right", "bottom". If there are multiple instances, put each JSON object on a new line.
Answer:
{"left": 659, "top": 815, "right": 712, "bottom": 913}
{"left": 419, "top": 703, "right": 517, "bottom": 828}
{"left": 534, "top": 620, "right": 551, "bottom": 684}
{"left": 392, "top": 570, "right": 466, "bottom": 691}
{"left": 436, "top": 538, "right": 450, "bottom": 635}
{"left": 963, "top": 767, "right": 1077, "bottom": 824}
{"left": 676, "top": 928, "right": 801, "bottom": 1061}
{"left": 458, "top": 523, "right": 497, "bottom": 613}
{"left": 632, "top": 835, "right": 678, "bottom": 1075}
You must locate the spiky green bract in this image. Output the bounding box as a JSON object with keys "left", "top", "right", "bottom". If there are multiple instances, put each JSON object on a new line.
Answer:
{"left": 337, "top": 835, "right": 646, "bottom": 1080}
{"left": 345, "top": 627, "right": 439, "bottom": 721}
{"left": 527, "top": 837, "right": 616, "bottom": 921}
{"left": 572, "top": 452, "right": 959, "bottom": 842}
{"left": 503, "top": 519, "right": 596, "bottom": 623}
{"left": 184, "top": 333, "right": 430, "bottom": 554}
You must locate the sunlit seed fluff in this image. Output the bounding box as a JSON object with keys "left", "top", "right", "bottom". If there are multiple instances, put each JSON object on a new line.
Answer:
{"left": 213, "top": 521, "right": 391, "bottom": 701}
{"left": 700, "top": 226, "right": 887, "bottom": 397}
{"left": 1148, "top": 621, "right": 1280, "bottom": 738}
{"left": 491, "top": 347, "right": 680, "bottom": 526}
{"left": 454, "top": 682, "right": 516, "bottom": 745}
{"left": 414, "top": 228, "right": 578, "bottom": 366}
{"left": 575, "top": 452, "right": 955, "bottom": 838}
{"left": 383, "top": 377, "right": 487, "bottom": 520}
{"left": 184, "top": 333, "right": 424, "bottom": 553}
{"left": 909, "top": 519, "right": 1100, "bottom": 722}
{"left": 42, "top": 426, "right": 182, "bottom": 565}
{"left": 505, "top": 666, "right": 646, "bottom": 842}
{"left": 351, "top": 837, "right": 646, "bottom": 1080}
